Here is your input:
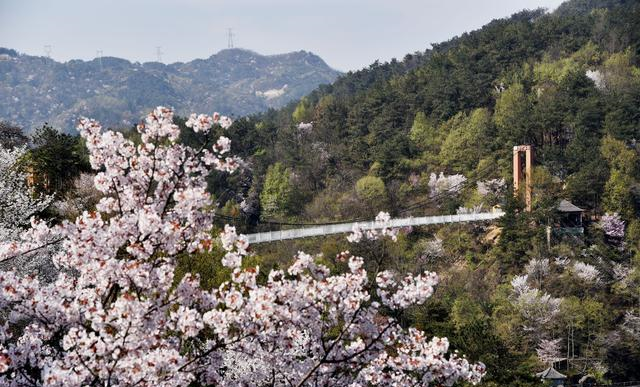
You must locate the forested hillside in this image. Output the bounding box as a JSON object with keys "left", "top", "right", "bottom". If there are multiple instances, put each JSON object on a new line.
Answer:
{"left": 193, "top": 0, "right": 640, "bottom": 384}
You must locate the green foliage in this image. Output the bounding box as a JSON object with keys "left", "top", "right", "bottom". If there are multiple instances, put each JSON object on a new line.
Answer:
{"left": 292, "top": 97, "right": 313, "bottom": 123}
{"left": 600, "top": 136, "right": 638, "bottom": 218}
{"left": 564, "top": 159, "right": 608, "bottom": 210}
{"left": 600, "top": 135, "right": 638, "bottom": 176}
{"left": 355, "top": 175, "right": 387, "bottom": 209}
{"left": 174, "top": 243, "right": 230, "bottom": 291}
{"left": 534, "top": 55, "right": 582, "bottom": 85}
{"left": 602, "top": 169, "right": 635, "bottom": 218}
{"left": 496, "top": 196, "right": 534, "bottom": 269}
{"left": 439, "top": 108, "right": 493, "bottom": 173}
{"left": 29, "top": 125, "right": 90, "bottom": 195}
{"left": 531, "top": 166, "right": 561, "bottom": 216}
{"left": 601, "top": 49, "right": 640, "bottom": 93}
{"left": 494, "top": 83, "right": 532, "bottom": 147}
{"left": 409, "top": 111, "right": 440, "bottom": 152}
{"left": 259, "top": 162, "right": 295, "bottom": 219}
{"left": 451, "top": 295, "right": 487, "bottom": 331}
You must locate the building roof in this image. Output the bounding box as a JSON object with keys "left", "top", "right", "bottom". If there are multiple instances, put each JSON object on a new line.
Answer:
{"left": 557, "top": 199, "right": 584, "bottom": 213}
{"left": 536, "top": 367, "right": 567, "bottom": 380}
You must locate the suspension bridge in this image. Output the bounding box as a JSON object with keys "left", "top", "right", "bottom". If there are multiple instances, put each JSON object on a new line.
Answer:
{"left": 245, "top": 210, "right": 505, "bottom": 244}
{"left": 218, "top": 158, "right": 510, "bottom": 244}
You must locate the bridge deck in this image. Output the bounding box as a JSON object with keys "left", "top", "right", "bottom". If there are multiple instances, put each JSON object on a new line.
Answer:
{"left": 246, "top": 211, "right": 505, "bottom": 244}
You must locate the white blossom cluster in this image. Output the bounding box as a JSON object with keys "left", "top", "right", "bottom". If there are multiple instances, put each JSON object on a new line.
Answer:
{"left": 0, "top": 146, "right": 56, "bottom": 280}
{"left": 0, "top": 147, "right": 53, "bottom": 241}
{"left": 476, "top": 178, "right": 505, "bottom": 196}
{"left": 456, "top": 204, "right": 485, "bottom": 215}
{"left": 376, "top": 270, "right": 439, "bottom": 308}
{"left": 585, "top": 69, "right": 605, "bottom": 90}
{"left": 53, "top": 173, "right": 103, "bottom": 219}
{"left": 622, "top": 310, "right": 640, "bottom": 338}
{"left": 185, "top": 111, "right": 233, "bottom": 132}
{"left": 510, "top": 275, "right": 561, "bottom": 333}
{"left": 0, "top": 108, "right": 484, "bottom": 387}
{"left": 536, "top": 338, "right": 563, "bottom": 365}
{"left": 428, "top": 172, "right": 467, "bottom": 199}
{"left": 525, "top": 258, "right": 550, "bottom": 285}
{"left": 297, "top": 121, "right": 313, "bottom": 134}
{"left": 419, "top": 237, "right": 444, "bottom": 263}
{"left": 571, "top": 261, "right": 601, "bottom": 284}
{"left": 599, "top": 212, "right": 625, "bottom": 238}
{"left": 612, "top": 262, "right": 633, "bottom": 282}
{"left": 347, "top": 211, "right": 399, "bottom": 243}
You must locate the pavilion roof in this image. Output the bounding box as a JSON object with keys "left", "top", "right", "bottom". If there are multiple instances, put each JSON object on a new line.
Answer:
{"left": 557, "top": 199, "right": 584, "bottom": 213}
{"left": 536, "top": 367, "right": 567, "bottom": 380}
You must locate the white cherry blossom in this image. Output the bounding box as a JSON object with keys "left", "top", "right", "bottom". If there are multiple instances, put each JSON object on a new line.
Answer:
{"left": 0, "top": 108, "right": 484, "bottom": 387}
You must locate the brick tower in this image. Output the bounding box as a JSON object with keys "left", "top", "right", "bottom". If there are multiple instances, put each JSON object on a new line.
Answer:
{"left": 513, "top": 145, "right": 533, "bottom": 211}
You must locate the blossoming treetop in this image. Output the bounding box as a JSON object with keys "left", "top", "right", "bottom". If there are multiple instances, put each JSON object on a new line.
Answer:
{"left": 0, "top": 107, "right": 485, "bottom": 386}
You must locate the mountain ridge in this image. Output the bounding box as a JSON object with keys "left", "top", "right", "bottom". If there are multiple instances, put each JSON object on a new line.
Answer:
{"left": 0, "top": 47, "right": 341, "bottom": 132}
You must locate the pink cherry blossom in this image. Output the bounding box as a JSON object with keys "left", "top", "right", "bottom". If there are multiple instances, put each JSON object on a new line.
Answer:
{"left": 0, "top": 108, "right": 484, "bottom": 387}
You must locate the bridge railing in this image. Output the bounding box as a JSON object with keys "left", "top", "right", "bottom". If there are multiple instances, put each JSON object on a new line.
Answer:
{"left": 245, "top": 211, "right": 505, "bottom": 244}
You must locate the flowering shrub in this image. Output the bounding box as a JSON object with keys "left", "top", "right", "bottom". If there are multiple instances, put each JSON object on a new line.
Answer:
{"left": 0, "top": 108, "right": 484, "bottom": 386}
{"left": 572, "top": 261, "right": 601, "bottom": 284}
{"left": 428, "top": 172, "right": 467, "bottom": 199}
{"left": 524, "top": 258, "right": 550, "bottom": 287}
{"left": 418, "top": 237, "right": 444, "bottom": 263}
{"left": 297, "top": 121, "right": 313, "bottom": 133}
{"left": 476, "top": 178, "right": 505, "bottom": 196}
{"left": 600, "top": 213, "right": 625, "bottom": 238}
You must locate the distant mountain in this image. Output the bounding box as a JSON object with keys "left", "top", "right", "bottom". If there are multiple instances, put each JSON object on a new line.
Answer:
{"left": 0, "top": 48, "right": 340, "bottom": 131}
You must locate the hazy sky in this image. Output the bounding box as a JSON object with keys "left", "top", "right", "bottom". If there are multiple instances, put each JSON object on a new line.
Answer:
{"left": 0, "top": 0, "right": 565, "bottom": 72}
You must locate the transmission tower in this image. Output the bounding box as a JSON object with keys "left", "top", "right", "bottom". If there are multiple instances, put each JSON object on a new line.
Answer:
{"left": 155, "top": 46, "right": 163, "bottom": 62}
{"left": 44, "top": 45, "right": 52, "bottom": 58}
{"left": 227, "top": 28, "right": 234, "bottom": 49}
{"left": 96, "top": 50, "right": 103, "bottom": 71}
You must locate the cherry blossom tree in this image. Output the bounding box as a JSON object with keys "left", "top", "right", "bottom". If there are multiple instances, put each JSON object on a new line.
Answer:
{"left": 347, "top": 211, "right": 399, "bottom": 243}
{"left": 536, "top": 338, "right": 562, "bottom": 365}
{"left": 0, "top": 108, "right": 485, "bottom": 387}
{"left": 476, "top": 178, "right": 505, "bottom": 197}
{"left": 524, "top": 258, "right": 550, "bottom": 288}
{"left": 622, "top": 310, "right": 640, "bottom": 339}
{"left": 599, "top": 213, "right": 625, "bottom": 238}
{"left": 417, "top": 237, "right": 444, "bottom": 264}
{"left": 428, "top": 172, "right": 467, "bottom": 199}
{"left": 510, "top": 275, "right": 561, "bottom": 341}
{"left": 0, "top": 146, "right": 55, "bottom": 280}
{"left": 571, "top": 261, "right": 601, "bottom": 284}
